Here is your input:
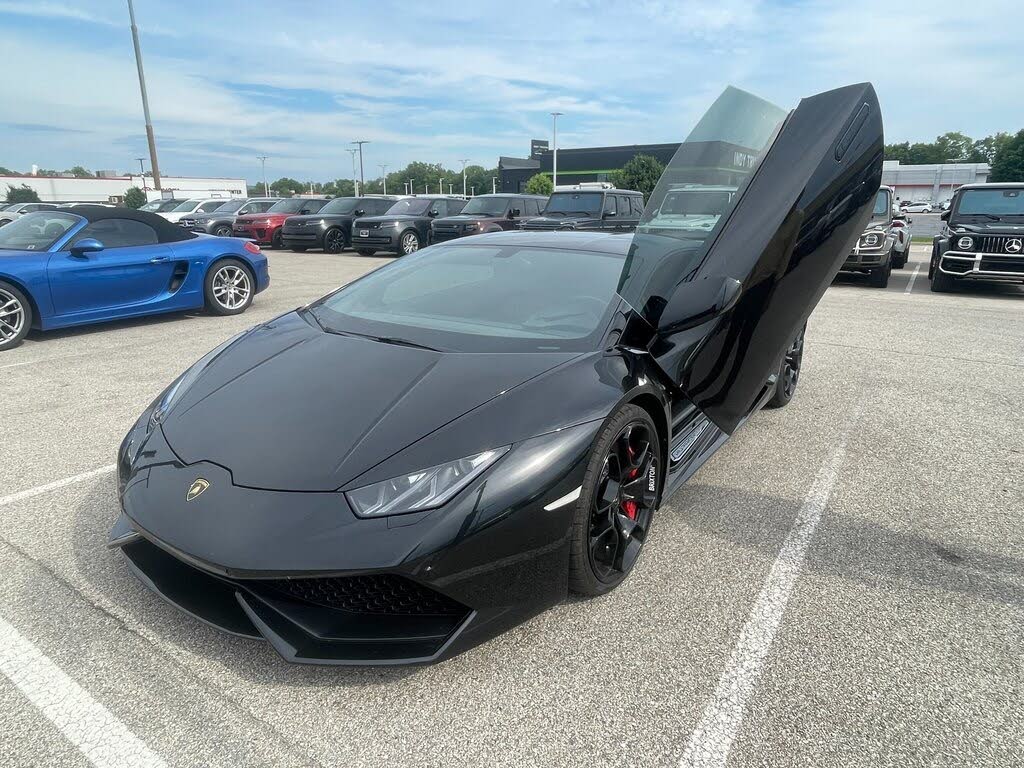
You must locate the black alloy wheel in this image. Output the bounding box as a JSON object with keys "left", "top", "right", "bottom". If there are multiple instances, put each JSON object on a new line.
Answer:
{"left": 570, "top": 405, "right": 661, "bottom": 595}
{"left": 766, "top": 323, "right": 805, "bottom": 408}
{"left": 324, "top": 228, "right": 346, "bottom": 254}
{"left": 271, "top": 229, "right": 284, "bottom": 250}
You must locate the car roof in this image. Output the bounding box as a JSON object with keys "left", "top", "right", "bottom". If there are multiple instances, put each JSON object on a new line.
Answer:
{"left": 63, "top": 204, "right": 196, "bottom": 243}
{"left": 957, "top": 182, "right": 1024, "bottom": 191}
{"left": 473, "top": 193, "right": 548, "bottom": 199}
{"left": 550, "top": 188, "right": 643, "bottom": 196}
{"left": 444, "top": 230, "right": 633, "bottom": 254}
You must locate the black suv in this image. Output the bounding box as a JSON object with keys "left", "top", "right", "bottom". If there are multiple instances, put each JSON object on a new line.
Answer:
{"left": 182, "top": 198, "right": 277, "bottom": 236}
{"left": 282, "top": 196, "right": 398, "bottom": 253}
{"left": 520, "top": 186, "right": 644, "bottom": 232}
{"left": 351, "top": 196, "right": 467, "bottom": 256}
{"left": 930, "top": 183, "right": 1024, "bottom": 292}
{"left": 430, "top": 194, "right": 547, "bottom": 242}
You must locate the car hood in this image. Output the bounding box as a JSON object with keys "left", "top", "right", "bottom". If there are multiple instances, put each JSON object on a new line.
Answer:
{"left": 356, "top": 214, "right": 424, "bottom": 223}
{"left": 160, "top": 311, "right": 579, "bottom": 492}
{"left": 949, "top": 221, "right": 1024, "bottom": 234}
{"left": 236, "top": 213, "right": 289, "bottom": 222}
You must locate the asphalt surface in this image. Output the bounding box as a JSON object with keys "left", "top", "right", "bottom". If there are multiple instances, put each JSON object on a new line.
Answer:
{"left": 1, "top": 245, "right": 1021, "bottom": 767}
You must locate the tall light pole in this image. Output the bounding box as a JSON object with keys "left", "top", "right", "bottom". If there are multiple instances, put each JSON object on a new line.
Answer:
{"left": 550, "top": 112, "right": 563, "bottom": 189}
{"left": 257, "top": 156, "right": 269, "bottom": 196}
{"left": 408, "top": 179, "right": 414, "bottom": 196}
{"left": 460, "top": 158, "right": 470, "bottom": 197}
{"left": 136, "top": 157, "right": 147, "bottom": 191}
{"left": 438, "top": 176, "right": 443, "bottom": 195}
{"left": 492, "top": 176, "right": 497, "bottom": 194}
{"left": 127, "top": 0, "right": 161, "bottom": 191}
{"left": 378, "top": 164, "right": 388, "bottom": 195}
{"left": 351, "top": 141, "right": 368, "bottom": 191}
{"left": 346, "top": 149, "right": 359, "bottom": 196}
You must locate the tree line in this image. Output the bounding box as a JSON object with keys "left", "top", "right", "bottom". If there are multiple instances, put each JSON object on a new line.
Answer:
{"left": 248, "top": 162, "right": 501, "bottom": 199}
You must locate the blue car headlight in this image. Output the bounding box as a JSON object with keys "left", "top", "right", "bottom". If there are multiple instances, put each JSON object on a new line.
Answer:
{"left": 346, "top": 447, "right": 510, "bottom": 518}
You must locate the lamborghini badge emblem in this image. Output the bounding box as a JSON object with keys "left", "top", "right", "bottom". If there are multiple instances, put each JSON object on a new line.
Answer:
{"left": 187, "top": 478, "right": 210, "bottom": 502}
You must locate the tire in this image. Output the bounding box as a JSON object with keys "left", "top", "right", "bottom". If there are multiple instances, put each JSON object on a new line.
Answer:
{"left": 569, "top": 404, "right": 662, "bottom": 596}
{"left": 892, "top": 246, "right": 906, "bottom": 269}
{"left": 765, "top": 323, "right": 805, "bottom": 409}
{"left": 868, "top": 258, "right": 891, "bottom": 288}
{"left": 0, "top": 281, "right": 31, "bottom": 352}
{"left": 290, "top": 245, "right": 307, "bottom": 252}
{"left": 214, "top": 225, "right": 233, "bottom": 237}
{"left": 398, "top": 230, "right": 420, "bottom": 255}
{"left": 356, "top": 249, "right": 376, "bottom": 257}
{"left": 323, "top": 227, "right": 346, "bottom": 254}
{"left": 270, "top": 229, "right": 284, "bottom": 250}
{"left": 930, "top": 267, "right": 954, "bottom": 293}
{"left": 204, "top": 259, "right": 255, "bottom": 316}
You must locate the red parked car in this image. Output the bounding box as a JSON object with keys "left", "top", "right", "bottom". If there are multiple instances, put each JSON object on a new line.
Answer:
{"left": 232, "top": 197, "right": 329, "bottom": 249}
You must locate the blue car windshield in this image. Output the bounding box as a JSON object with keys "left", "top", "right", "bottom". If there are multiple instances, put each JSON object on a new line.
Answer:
{"left": 0, "top": 212, "right": 80, "bottom": 251}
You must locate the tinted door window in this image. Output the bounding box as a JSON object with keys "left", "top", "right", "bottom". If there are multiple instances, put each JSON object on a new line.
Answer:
{"left": 603, "top": 196, "right": 617, "bottom": 215}
{"left": 198, "top": 200, "right": 223, "bottom": 213}
{"left": 373, "top": 199, "right": 392, "bottom": 214}
{"left": 73, "top": 219, "right": 158, "bottom": 248}
{"left": 449, "top": 199, "right": 467, "bottom": 214}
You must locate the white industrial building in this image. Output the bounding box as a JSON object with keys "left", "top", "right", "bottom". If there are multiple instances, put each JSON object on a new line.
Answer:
{"left": 0, "top": 171, "right": 248, "bottom": 204}
{"left": 882, "top": 160, "right": 989, "bottom": 205}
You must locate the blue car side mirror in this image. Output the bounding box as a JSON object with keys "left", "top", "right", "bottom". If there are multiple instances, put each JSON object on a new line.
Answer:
{"left": 70, "top": 238, "right": 104, "bottom": 256}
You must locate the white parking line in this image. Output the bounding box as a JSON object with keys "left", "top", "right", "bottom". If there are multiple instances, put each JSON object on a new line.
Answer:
{"left": 679, "top": 408, "right": 860, "bottom": 768}
{"left": 0, "top": 614, "right": 167, "bottom": 768}
{"left": 904, "top": 263, "right": 922, "bottom": 294}
{"left": 0, "top": 465, "right": 116, "bottom": 508}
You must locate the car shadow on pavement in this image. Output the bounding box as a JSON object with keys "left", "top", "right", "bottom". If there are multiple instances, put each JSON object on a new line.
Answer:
{"left": 26, "top": 310, "right": 204, "bottom": 344}
{"left": 671, "top": 483, "right": 1024, "bottom": 610}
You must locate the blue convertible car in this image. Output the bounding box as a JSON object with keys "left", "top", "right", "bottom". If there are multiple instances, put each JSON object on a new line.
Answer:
{"left": 0, "top": 205, "right": 270, "bottom": 351}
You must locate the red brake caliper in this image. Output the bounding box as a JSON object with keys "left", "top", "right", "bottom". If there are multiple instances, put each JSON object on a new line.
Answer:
{"left": 623, "top": 443, "right": 639, "bottom": 520}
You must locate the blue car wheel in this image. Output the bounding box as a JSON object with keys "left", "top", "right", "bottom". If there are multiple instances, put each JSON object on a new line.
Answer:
{"left": 204, "top": 260, "right": 255, "bottom": 316}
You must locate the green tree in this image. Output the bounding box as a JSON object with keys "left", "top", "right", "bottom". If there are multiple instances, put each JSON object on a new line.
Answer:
{"left": 609, "top": 154, "right": 665, "bottom": 200}
{"left": 5, "top": 184, "right": 40, "bottom": 203}
{"left": 463, "top": 164, "right": 498, "bottom": 196}
{"left": 990, "top": 129, "right": 1024, "bottom": 182}
{"left": 0, "top": 167, "right": 16, "bottom": 175}
{"left": 269, "top": 177, "right": 305, "bottom": 197}
{"left": 970, "top": 132, "right": 1012, "bottom": 164}
{"left": 123, "top": 186, "right": 146, "bottom": 209}
{"left": 525, "top": 173, "right": 553, "bottom": 196}
{"left": 65, "top": 166, "right": 95, "bottom": 178}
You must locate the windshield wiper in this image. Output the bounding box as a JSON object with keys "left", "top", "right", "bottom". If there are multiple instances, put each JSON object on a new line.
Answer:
{"left": 326, "top": 328, "right": 439, "bottom": 351}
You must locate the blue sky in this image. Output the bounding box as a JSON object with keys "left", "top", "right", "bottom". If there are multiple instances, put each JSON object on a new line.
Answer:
{"left": 0, "top": 0, "right": 1019, "bottom": 183}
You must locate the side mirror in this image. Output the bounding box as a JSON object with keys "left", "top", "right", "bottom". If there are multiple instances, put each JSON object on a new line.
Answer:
{"left": 300, "top": 209, "right": 313, "bottom": 215}
{"left": 509, "top": 208, "right": 521, "bottom": 218}
{"left": 940, "top": 210, "right": 950, "bottom": 221}
{"left": 603, "top": 210, "right": 617, "bottom": 218}
{"left": 70, "top": 238, "right": 104, "bottom": 257}
{"left": 354, "top": 209, "right": 365, "bottom": 217}
{"left": 428, "top": 209, "right": 439, "bottom": 217}
{"left": 658, "top": 276, "right": 743, "bottom": 334}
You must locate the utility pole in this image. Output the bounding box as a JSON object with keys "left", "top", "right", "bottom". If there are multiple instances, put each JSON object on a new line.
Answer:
{"left": 346, "top": 149, "right": 359, "bottom": 196}
{"left": 551, "top": 112, "right": 563, "bottom": 189}
{"left": 127, "top": 0, "right": 161, "bottom": 190}
{"left": 378, "top": 164, "right": 388, "bottom": 195}
{"left": 460, "top": 159, "right": 470, "bottom": 197}
{"left": 351, "top": 141, "right": 368, "bottom": 191}
{"left": 258, "top": 155, "right": 270, "bottom": 196}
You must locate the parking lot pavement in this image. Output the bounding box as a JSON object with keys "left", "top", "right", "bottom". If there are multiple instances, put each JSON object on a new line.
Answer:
{"left": 1, "top": 246, "right": 1021, "bottom": 767}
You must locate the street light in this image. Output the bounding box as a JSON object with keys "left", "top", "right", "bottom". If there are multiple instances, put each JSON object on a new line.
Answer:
{"left": 378, "top": 164, "right": 388, "bottom": 195}
{"left": 408, "top": 179, "right": 414, "bottom": 196}
{"left": 136, "top": 157, "right": 147, "bottom": 191}
{"left": 127, "top": 0, "right": 161, "bottom": 190}
{"left": 346, "top": 149, "right": 359, "bottom": 196}
{"left": 257, "top": 155, "right": 268, "bottom": 197}
{"left": 351, "top": 140, "right": 368, "bottom": 190}
{"left": 492, "top": 176, "right": 497, "bottom": 194}
{"left": 550, "top": 112, "right": 563, "bottom": 189}
{"left": 460, "top": 158, "right": 470, "bottom": 197}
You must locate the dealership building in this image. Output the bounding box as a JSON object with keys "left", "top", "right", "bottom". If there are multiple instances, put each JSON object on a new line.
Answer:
{"left": 0, "top": 171, "right": 248, "bottom": 204}
{"left": 499, "top": 141, "right": 990, "bottom": 205}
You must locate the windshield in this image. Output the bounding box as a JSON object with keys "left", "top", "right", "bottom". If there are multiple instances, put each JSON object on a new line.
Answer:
{"left": 871, "top": 188, "right": 892, "bottom": 219}
{"left": 384, "top": 198, "right": 432, "bottom": 216}
{"left": 320, "top": 197, "right": 360, "bottom": 214}
{"left": 956, "top": 188, "right": 1024, "bottom": 217}
{"left": 212, "top": 199, "right": 245, "bottom": 213}
{"left": 140, "top": 199, "right": 182, "bottom": 212}
{"left": 460, "top": 197, "right": 511, "bottom": 217}
{"left": 267, "top": 198, "right": 310, "bottom": 214}
{"left": 310, "top": 243, "right": 624, "bottom": 352}
{"left": 0, "top": 212, "right": 80, "bottom": 251}
{"left": 642, "top": 188, "right": 737, "bottom": 234}
{"left": 543, "top": 192, "right": 602, "bottom": 217}
{"left": 619, "top": 86, "right": 788, "bottom": 315}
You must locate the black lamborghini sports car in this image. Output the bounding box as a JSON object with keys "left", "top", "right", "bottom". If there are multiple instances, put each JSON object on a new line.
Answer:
{"left": 109, "top": 84, "right": 884, "bottom": 665}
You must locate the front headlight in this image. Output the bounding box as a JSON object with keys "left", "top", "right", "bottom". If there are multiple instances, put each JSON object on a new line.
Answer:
{"left": 860, "top": 231, "right": 881, "bottom": 248}
{"left": 956, "top": 236, "right": 974, "bottom": 250}
{"left": 393, "top": 221, "right": 402, "bottom": 229}
{"left": 346, "top": 447, "right": 510, "bottom": 518}
{"left": 465, "top": 224, "right": 478, "bottom": 232}
{"left": 148, "top": 331, "right": 246, "bottom": 431}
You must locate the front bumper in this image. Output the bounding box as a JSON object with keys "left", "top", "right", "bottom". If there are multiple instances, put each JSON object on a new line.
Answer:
{"left": 233, "top": 224, "right": 274, "bottom": 244}
{"left": 350, "top": 228, "right": 397, "bottom": 250}
{"left": 938, "top": 250, "right": 1024, "bottom": 281}
{"left": 110, "top": 420, "right": 594, "bottom": 665}
{"left": 281, "top": 229, "right": 324, "bottom": 247}
{"left": 842, "top": 248, "right": 889, "bottom": 269}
